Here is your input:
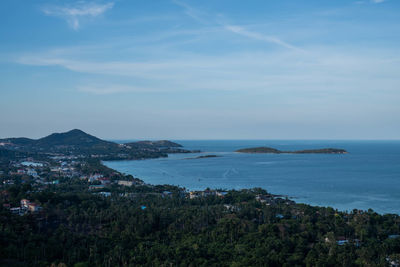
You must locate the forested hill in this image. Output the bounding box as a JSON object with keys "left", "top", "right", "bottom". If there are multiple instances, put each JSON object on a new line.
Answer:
{"left": 0, "top": 129, "right": 193, "bottom": 160}
{"left": 126, "top": 140, "right": 183, "bottom": 148}
{"left": 0, "top": 129, "right": 111, "bottom": 148}
{"left": 34, "top": 129, "right": 113, "bottom": 148}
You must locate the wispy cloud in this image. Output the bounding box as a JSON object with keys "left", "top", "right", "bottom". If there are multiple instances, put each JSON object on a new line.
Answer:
{"left": 42, "top": 1, "right": 114, "bottom": 30}
{"left": 172, "top": 1, "right": 302, "bottom": 51}
{"left": 78, "top": 84, "right": 149, "bottom": 94}
{"left": 371, "top": 0, "right": 385, "bottom": 3}
{"left": 16, "top": 46, "right": 400, "bottom": 97}
{"left": 224, "top": 25, "right": 304, "bottom": 52}
{"left": 172, "top": 0, "right": 209, "bottom": 24}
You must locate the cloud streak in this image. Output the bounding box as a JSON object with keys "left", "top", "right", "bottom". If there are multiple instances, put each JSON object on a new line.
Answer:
{"left": 42, "top": 2, "right": 114, "bottom": 30}
{"left": 224, "top": 25, "right": 304, "bottom": 52}
{"left": 172, "top": 1, "right": 302, "bottom": 51}
{"left": 78, "top": 84, "right": 149, "bottom": 94}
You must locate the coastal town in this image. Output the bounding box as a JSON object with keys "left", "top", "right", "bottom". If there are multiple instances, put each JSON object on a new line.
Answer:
{"left": 0, "top": 130, "right": 399, "bottom": 266}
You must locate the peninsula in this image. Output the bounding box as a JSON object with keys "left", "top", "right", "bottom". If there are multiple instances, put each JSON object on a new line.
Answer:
{"left": 236, "top": 147, "right": 348, "bottom": 154}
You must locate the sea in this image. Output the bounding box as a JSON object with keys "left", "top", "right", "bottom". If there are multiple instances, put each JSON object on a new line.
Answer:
{"left": 104, "top": 140, "right": 400, "bottom": 215}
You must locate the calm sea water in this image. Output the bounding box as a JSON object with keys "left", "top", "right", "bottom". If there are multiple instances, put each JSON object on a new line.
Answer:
{"left": 104, "top": 140, "right": 400, "bottom": 214}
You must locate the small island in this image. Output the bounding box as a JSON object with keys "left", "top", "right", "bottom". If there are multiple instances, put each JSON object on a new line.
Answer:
{"left": 236, "top": 147, "right": 348, "bottom": 154}
{"left": 185, "top": 154, "right": 221, "bottom": 160}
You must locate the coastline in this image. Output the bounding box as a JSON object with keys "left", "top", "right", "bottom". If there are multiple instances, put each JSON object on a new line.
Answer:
{"left": 103, "top": 141, "right": 400, "bottom": 215}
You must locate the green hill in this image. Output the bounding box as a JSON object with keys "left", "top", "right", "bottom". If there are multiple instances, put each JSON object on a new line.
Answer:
{"left": 0, "top": 129, "right": 191, "bottom": 160}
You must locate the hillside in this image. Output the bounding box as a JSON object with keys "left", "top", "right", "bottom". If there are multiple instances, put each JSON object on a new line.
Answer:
{"left": 131, "top": 140, "right": 183, "bottom": 148}
{"left": 0, "top": 130, "right": 192, "bottom": 160}
{"left": 35, "top": 129, "right": 113, "bottom": 148}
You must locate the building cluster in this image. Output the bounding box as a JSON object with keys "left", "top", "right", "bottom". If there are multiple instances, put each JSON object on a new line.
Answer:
{"left": 84, "top": 173, "right": 140, "bottom": 190}
{"left": 3, "top": 159, "right": 81, "bottom": 186}
{"left": 50, "top": 158, "right": 81, "bottom": 178}
{"left": 188, "top": 189, "right": 228, "bottom": 199}
{"left": 255, "top": 194, "right": 295, "bottom": 206}
{"left": 3, "top": 198, "right": 42, "bottom": 216}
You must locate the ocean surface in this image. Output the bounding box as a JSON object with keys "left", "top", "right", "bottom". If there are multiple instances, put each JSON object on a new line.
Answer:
{"left": 104, "top": 140, "right": 400, "bottom": 214}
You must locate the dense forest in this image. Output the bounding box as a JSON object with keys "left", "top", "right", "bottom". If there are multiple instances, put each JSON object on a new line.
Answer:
{"left": 1, "top": 182, "right": 400, "bottom": 266}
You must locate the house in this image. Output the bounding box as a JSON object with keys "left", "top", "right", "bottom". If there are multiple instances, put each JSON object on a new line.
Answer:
{"left": 202, "top": 189, "right": 215, "bottom": 197}
{"left": 189, "top": 191, "right": 199, "bottom": 199}
{"left": 10, "top": 207, "right": 21, "bottom": 215}
{"left": 224, "top": 204, "right": 239, "bottom": 212}
{"left": 256, "top": 194, "right": 275, "bottom": 205}
{"left": 216, "top": 191, "right": 228, "bottom": 197}
{"left": 117, "top": 180, "right": 134, "bottom": 187}
{"left": 21, "top": 199, "right": 30, "bottom": 208}
{"left": 50, "top": 167, "right": 61, "bottom": 172}
{"left": 28, "top": 203, "right": 42, "bottom": 213}
{"left": 90, "top": 173, "right": 103, "bottom": 180}
{"left": 26, "top": 169, "right": 38, "bottom": 177}
{"left": 98, "top": 192, "right": 111, "bottom": 197}
{"left": 98, "top": 177, "right": 111, "bottom": 185}
{"left": 89, "top": 184, "right": 105, "bottom": 190}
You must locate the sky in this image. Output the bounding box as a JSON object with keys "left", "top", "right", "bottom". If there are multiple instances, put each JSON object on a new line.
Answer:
{"left": 0, "top": 0, "right": 400, "bottom": 140}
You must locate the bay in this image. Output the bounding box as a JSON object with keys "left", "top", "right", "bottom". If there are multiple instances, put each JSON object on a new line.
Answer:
{"left": 104, "top": 140, "right": 400, "bottom": 214}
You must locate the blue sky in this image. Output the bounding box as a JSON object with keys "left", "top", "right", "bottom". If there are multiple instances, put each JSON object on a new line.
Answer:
{"left": 1, "top": 0, "right": 399, "bottom": 139}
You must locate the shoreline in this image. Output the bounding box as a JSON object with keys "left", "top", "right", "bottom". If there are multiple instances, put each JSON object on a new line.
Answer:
{"left": 102, "top": 158, "right": 398, "bottom": 215}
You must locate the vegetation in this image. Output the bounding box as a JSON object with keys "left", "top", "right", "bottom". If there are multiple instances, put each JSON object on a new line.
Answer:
{"left": 0, "top": 129, "right": 195, "bottom": 160}
{"left": 126, "top": 140, "right": 183, "bottom": 148}
{"left": 1, "top": 182, "right": 399, "bottom": 266}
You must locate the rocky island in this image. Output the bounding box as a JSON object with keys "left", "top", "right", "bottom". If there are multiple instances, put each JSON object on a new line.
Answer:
{"left": 236, "top": 147, "right": 348, "bottom": 154}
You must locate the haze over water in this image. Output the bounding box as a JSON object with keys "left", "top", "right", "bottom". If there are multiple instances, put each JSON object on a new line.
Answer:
{"left": 105, "top": 140, "right": 400, "bottom": 215}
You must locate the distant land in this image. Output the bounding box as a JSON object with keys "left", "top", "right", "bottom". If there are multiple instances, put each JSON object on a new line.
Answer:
{"left": 236, "top": 147, "right": 348, "bottom": 154}
{"left": 185, "top": 154, "right": 221, "bottom": 160}
{"left": 0, "top": 129, "right": 196, "bottom": 161}
{"left": 127, "top": 140, "right": 183, "bottom": 148}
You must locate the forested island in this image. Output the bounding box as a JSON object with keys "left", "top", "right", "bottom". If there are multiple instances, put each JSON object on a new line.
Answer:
{"left": 236, "top": 147, "right": 348, "bottom": 154}
{"left": 0, "top": 130, "right": 399, "bottom": 266}
{"left": 185, "top": 154, "right": 221, "bottom": 160}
